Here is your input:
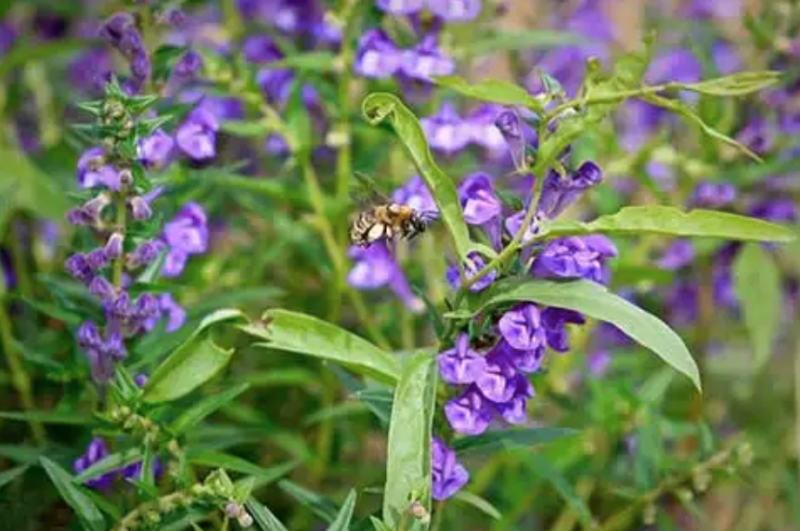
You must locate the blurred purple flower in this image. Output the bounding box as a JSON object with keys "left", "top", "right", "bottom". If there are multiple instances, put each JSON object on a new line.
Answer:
{"left": 431, "top": 437, "right": 469, "bottom": 500}
{"left": 712, "top": 41, "right": 742, "bottom": 75}
{"left": 428, "top": 0, "right": 482, "bottom": 21}
{"left": 347, "top": 243, "right": 424, "bottom": 312}
{"left": 176, "top": 107, "right": 219, "bottom": 161}
{"left": 736, "top": 118, "right": 775, "bottom": 156}
{"left": 161, "top": 203, "right": 209, "bottom": 278}
{"left": 588, "top": 350, "right": 610, "bottom": 376}
{"left": 537, "top": 161, "right": 603, "bottom": 219}
{"left": 657, "top": 240, "right": 694, "bottom": 270}
{"left": 531, "top": 235, "right": 617, "bottom": 284}
{"left": 686, "top": 0, "right": 742, "bottom": 19}
{"left": 504, "top": 209, "right": 538, "bottom": 243}
{"left": 400, "top": 34, "right": 455, "bottom": 82}
{"left": 99, "top": 12, "right": 150, "bottom": 92}
{"left": 376, "top": 0, "right": 425, "bottom": 15}
{"left": 438, "top": 333, "right": 487, "bottom": 385}
{"left": 466, "top": 104, "right": 506, "bottom": 154}
{"left": 354, "top": 29, "right": 402, "bottom": 79}
{"left": 138, "top": 129, "right": 174, "bottom": 170}
{"left": 77, "top": 148, "right": 120, "bottom": 190}
{"left": 174, "top": 49, "right": 203, "bottom": 78}
{"left": 392, "top": 175, "right": 438, "bottom": 214}
{"left": 691, "top": 181, "right": 737, "bottom": 209}
{"left": 421, "top": 102, "right": 472, "bottom": 155}
{"left": 69, "top": 48, "right": 113, "bottom": 93}
{"left": 749, "top": 198, "right": 797, "bottom": 224}
{"left": 646, "top": 49, "right": 702, "bottom": 86}
{"left": 446, "top": 252, "right": 496, "bottom": 293}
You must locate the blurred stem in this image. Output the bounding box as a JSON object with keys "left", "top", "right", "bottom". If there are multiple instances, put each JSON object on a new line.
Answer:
{"left": 311, "top": 367, "right": 337, "bottom": 487}
{"left": 794, "top": 329, "right": 800, "bottom": 492}
{"left": 23, "top": 63, "right": 60, "bottom": 147}
{"left": 0, "top": 299, "right": 46, "bottom": 445}
{"left": 333, "top": 0, "right": 357, "bottom": 209}
{"left": 7, "top": 217, "right": 35, "bottom": 299}
{"left": 430, "top": 500, "right": 446, "bottom": 531}
{"left": 113, "top": 193, "right": 127, "bottom": 289}
{"left": 222, "top": 0, "right": 244, "bottom": 43}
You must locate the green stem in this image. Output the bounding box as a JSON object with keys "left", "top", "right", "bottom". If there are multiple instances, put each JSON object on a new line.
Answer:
{"left": 430, "top": 501, "right": 446, "bottom": 531}
{"left": 334, "top": 0, "right": 357, "bottom": 208}
{"left": 113, "top": 192, "right": 127, "bottom": 289}
{"left": 543, "top": 83, "right": 673, "bottom": 125}
{"left": 794, "top": 329, "right": 800, "bottom": 493}
{"left": 7, "top": 219, "right": 34, "bottom": 299}
{"left": 311, "top": 367, "right": 337, "bottom": 487}
{"left": 0, "top": 299, "right": 46, "bottom": 445}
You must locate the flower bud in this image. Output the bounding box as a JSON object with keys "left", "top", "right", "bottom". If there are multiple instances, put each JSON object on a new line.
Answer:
{"left": 129, "top": 196, "right": 153, "bottom": 221}
{"left": 225, "top": 502, "right": 241, "bottom": 518}
{"left": 237, "top": 512, "right": 254, "bottom": 528}
{"left": 409, "top": 502, "right": 430, "bottom": 524}
{"left": 118, "top": 168, "right": 134, "bottom": 187}
{"left": 103, "top": 232, "right": 124, "bottom": 260}
{"left": 89, "top": 276, "right": 116, "bottom": 301}
{"left": 67, "top": 208, "right": 93, "bottom": 226}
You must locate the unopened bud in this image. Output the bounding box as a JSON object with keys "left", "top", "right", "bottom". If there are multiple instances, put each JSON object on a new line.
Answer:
{"left": 237, "top": 512, "right": 254, "bottom": 528}
{"left": 676, "top": 488, "right": 693, "bottom": 502}
{"left": 225, "top": 502, "right": 241, "bottom": 518}
{"left": 692, "top": 468, "right": 711, "bottom": 493}
{"left": 119, "top": 168, "right": 133, "bottom": 187}
{"left": 736, "top": 442, "right": 754, "bottom": 467}
{"left": 409, "top": 502, "right": 430, "bottom": 524}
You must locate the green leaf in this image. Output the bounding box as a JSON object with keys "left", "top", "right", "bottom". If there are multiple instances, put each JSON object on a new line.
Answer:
{"left": 240, "top": 309, "right": 400, "bottom": 384}
{"left": 678, "top": 71, "right": 782, "bottom": 96}
{"left": 457, "top": 29, "right": 587, "bottom": 57}
{"left": 383, "top": 352, "right": 438, "bottom": 529}
{"left": 433, "top": 76, "right": 543, "bottom": 112}
{"left": 642, "top": 92, "right": 761, "bottom": 161}
{"left": 0, "top": 39, "right": 90, "bottom": 78}
{"left": 469, "top": 280, "right": 702, "bottom": 391}
{"left": 0, "top": 410, "right": 97, "bottom": 425}
{"left": 40, "top": 457, "right": 106, "bottom": 531}
{"left": 733, "top": 244, "right": 782, "bottom": 369}
{"left": 525, "top": 453, "right": 594, "bottom": 527}
{"left": 247, "top": 498, "right": 290, "bottom": 531}
{"left": 370, "top": 517, "right": 393, "bottom": 531}
{"left": 452, "top": 427, "right": 578, "bottom": 456}
{"left": 188, "top": 451, "right": 296, "bottom": 481}
{"left": 0, "top": 147, "right": 70, "bottom": 229}
{"left": 258, "top": 51, "right": 337, "bottom": 72}
{"left": 142, "top": 309, "right": 249, "bottom": 403}
{"left": 361, "top": 92, "right": 494, "bottom": 261}
{"left": 74, "top": 449, "right": 143, "bottom": 483}
{"left": 171, "top": 383, "right": 251, "bottom": 435}
{"left": 279, "top": 480, "right": 339, "bottom": 523}
{"left": 0, "top": 465, "right": 27, "bottom": 491}
{"left": 220, "top": 120, "right": 272, "bottom": 137}
{"left": 540, "top": 206, "right": 796, "bottom": 243}
{"left": 325, "top": 490, "right": 357, "bottom": 531}
{"left": 452, "top": 491, "right": 502, "bottom": 520}
{"left": 534, "top": 38, "right": 652, "bottom": 175}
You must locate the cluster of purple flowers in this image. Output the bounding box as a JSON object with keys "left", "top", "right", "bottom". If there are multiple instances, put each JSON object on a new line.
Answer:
{"left": 421, "top": 102, "right": 506, "bottom": 156}
{"left": 99, "top": 13, "right": 151, "bottom": 94}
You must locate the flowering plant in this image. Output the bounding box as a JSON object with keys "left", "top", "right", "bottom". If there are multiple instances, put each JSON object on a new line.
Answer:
{"left": 0, "top": 1, "right": 798, "bottom": 530}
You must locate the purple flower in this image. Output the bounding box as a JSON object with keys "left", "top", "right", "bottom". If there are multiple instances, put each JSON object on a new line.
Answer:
{"left": 493, "top": 375, "right": 534, "bottom": 424}
{"left": 144, "top": 293, "right": 187, "bottom": 333}
{"left": 431, "top": 437, "right": 469, "bottom": 501}
{"left": 494, "top": 109, "right": 527, "bottom": 170}
{"left": 444, "top": 385, "right": 492, "bottom": 435}
{"left": 74, "top": 438, "right": 115, "bottom": 490}
{"left": 69, "top": 48, "right": 113, "bottom": 93}
{"left": 666, "top": 280, "right": 699, "bottom": 325}
{"left": 588, "top": 350, "right": 610, "bottom": 377}
{"left": 691, "top": 181, "right": 736, "bottom": 209}
{"left": 90, "top": 276, "right": 116, "bottom": 301}
{"left": 458, "top": 173, "right": 501, "bottom": 225}
{"left": 686, "top": 0, "right": 742, "bottom": 19}
{"left": 347, "top": 243, "right": 423, "bottom": 312}
{"left": 160, "top": 203, "right": 209, "bottom": 278}
{"left": 376, "top": 0, "right": 425, "bottom": 15}
{"left": 126, "top": 240, "right": 162, "bottom": 269}
{"left": 712, "top": 41, "right": 742, "bottom": 75}
{"left": 421, "top": 102, "right": 472, "bottom": 155}
{"left": 446, "top": 252, "right": 497, "bottom": 293}
{"left": 354, "top": 29, "right": 402, "bottom": 79}
{"left": 134, "top": 373, "right": 148, "bottom": 387}
{"left": 749, "top": 198, "right": 797, "bottom": 224}
{"left": 646, "top": 49, "right": 702, "bottom": 86}
{"left": 99, "top": 12, "right": 150, "bottom": 92}
{"left": 531, "top": 235, "right": 618, "bottom": 284}
{"left": 428, "top": 0, "right": 482, "bottom": 21}
{"left": 537, "top": 162, "right": 603, "bottom": 219}
{"left": 541, "top": 308, "right": 585, "bottom": 353}
{"left": 493, "top": 339, "right": 544, "bottom": 374}
{"left": 392, "top": 175, "right": 438, "bottom": 214}
{"left": 103, "top": 232, "right": 124, "bottom": 261}
{"left": 138, "top": 129, "right": 174, "bottom": 170}
{"left": 736, "top": 118, "right": 775, "bottom": 156}
{"left": 438, "top": 333, "right": 487, "bottom": 385}
{"left": 243, "top": 35, "right": 283, "bottom": 64}
{"left": 504, "top": 210, "right": 538, "bottom": 243}
{"left": 466, "top": 104, "right": 506, "bottom": 154}
{"left": 128, "top": 196, "right": 153, "bottom": 221}
{"left": 474, "top": 352, "right": 518, "bottom": 403}
{"left": 77, "top": 148, "right": 121, "bottom": 190}
{"left": 400, "top": 34, "right": 455, "bottom": 82}
{"left": 65, "top": 253, "right": 94, "bottom": 284}
{"left": 176, "top": 107, "right": 219, "bottom": 161}
{"left": 497, "top": 303, "right": 546, "bottom": 352}
{"left": 657, "top": 240, "right": 694, "bottom": 271}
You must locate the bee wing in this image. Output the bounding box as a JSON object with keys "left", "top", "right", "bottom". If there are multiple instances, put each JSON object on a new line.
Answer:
{"left": 350, "top": 171, "right": 390, "bottom": 209}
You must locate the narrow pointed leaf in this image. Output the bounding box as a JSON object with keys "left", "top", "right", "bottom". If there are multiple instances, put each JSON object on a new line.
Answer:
{"left": 362, "top": 92, "right": 494, "bottom": 261}
{"left": 0, "top": 410, "right": 97, "bottom": 425}
{"left": 143, "top": 309, "right": 249, "bottom": 403}
{"left": 678, "top": 71, "right": 782, "bottom": 96}
{"left": 171, "top": 383, "right": 251, "bottom": 434}
{"left": 325, "top": 490, "right": 357, "bottom": 531}
{"left": 370, "top": 517, "right": 393, "bottom": 531}
{"left": 733, "top": 244, "right": 782, "bottom": 369}
{"left": 247, "top": 498, "right": 290, "bottom": 531}
{"left": 540, "top": 206, "right": 795, "bottom": 243}
{"left": 279, "top": 480, "right": 340, "bottom": 523}
{"left": 452, "top": 427, "right": 578, "bottom": 456}
{"left": 40, "top": 457, "right": 106, "bottom": 531}
{"left": 468, "top": 280, "right": 702, "bottom": 391}
{"left": 188, "top": 451, "right": 296, "bottom": 480}
{"left": 453, "top": 491, "right": 502, "bottom": 520}
{"left": 433, "top": 76, "right": 543, "bottom": 112}
{"left": 0, "top": 465, "right": 27, "bottom": 491}
{"left": 383, "top": 352, "right": 438, "bottom": 529}
{"left": 525, "top": 453, "right": 594, "bottom": 527}
{"left": 75, "top": 449, "right": 143, "bottom": 483}
{"left": 241, "top": 309, "right": 400, "bottom": 384}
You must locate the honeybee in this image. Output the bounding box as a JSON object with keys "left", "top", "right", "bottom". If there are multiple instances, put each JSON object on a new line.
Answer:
{"left": 349, "top": 173, "right": 437, "bottom": 248}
